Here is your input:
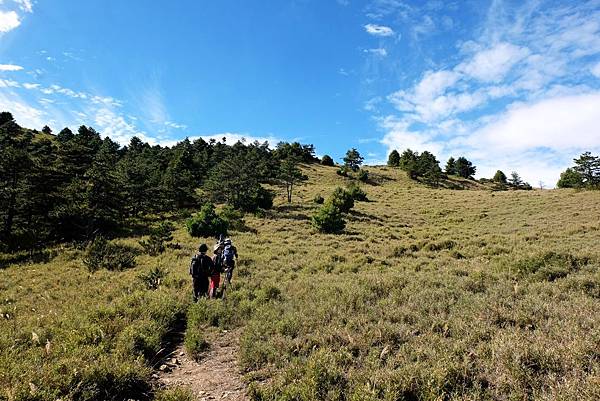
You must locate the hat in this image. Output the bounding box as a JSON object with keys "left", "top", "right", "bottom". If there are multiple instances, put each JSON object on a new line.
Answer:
{"left": 198, "top": 243, "right": 208, "bottom": 253}
{"left": 224, "top": 238, "right": 232, "bottom": 245}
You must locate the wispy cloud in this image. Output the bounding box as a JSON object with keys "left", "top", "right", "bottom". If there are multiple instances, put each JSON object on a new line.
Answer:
{"left": 0, "top": 64, "right": 23, "bottom": 71}
{"left": 364, "top": 48, "right": 388, "bottom": 57}
{"left": 592, "top": 61, "right": 600, "bottom": 78}
{"left": 13, "top": 0, "right": 33, "bottom": 13}
{"left": 364, "top": 23, "right": 395, "bottom": 37}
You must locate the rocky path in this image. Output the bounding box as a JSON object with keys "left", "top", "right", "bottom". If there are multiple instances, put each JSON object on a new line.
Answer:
{"left": 157, "top": 328, "right": 248, "bottom": 400}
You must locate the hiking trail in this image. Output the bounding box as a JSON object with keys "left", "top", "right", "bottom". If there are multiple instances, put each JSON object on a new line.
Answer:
{"left": 156, "top": 328, "right": 248, "bottom": 400}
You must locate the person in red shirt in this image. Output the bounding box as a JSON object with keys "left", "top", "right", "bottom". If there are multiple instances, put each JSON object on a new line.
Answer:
{"left": 209, "top": 243, "right": 223, "bottom": 299}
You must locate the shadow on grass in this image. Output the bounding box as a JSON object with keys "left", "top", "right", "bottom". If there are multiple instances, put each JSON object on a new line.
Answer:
{"left": 0, "top": 249, "right": 58, "bottom": 270}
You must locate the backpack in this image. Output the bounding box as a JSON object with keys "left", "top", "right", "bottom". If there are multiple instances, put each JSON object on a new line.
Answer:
{"left": 190, "top": 254, "right": 209, "bottom": 277}
{"left": 222, "top": 245, "right": 235, "bottom": 265}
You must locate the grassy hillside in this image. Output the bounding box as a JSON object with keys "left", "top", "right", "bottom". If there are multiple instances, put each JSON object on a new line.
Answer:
{"left": 1, "top": 164, "right": 599, "bottom": 400}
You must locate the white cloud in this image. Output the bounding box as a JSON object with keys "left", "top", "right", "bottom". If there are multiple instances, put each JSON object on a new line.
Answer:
{"left": 23, "top": 82, "right": 40, "bottom": 89}
{"left": 364, "top": 48, "right": 388, "bottom": 57}
{"left": 0, "top": 78, "right": 20, "bottom": 87}
{"left": 165, "top": 121, "right": 187, "bottom": 130}
{"left": 0, "top": 91, "right": 46, "bottom": 128}
{"left": 0, "top": 10, "right": 20, "bottom": 33}
{"left": 412, "top": 15, "right": 435, "bottom": 37}
{"left": 13, "top": 0, "right": 33, "bottom": 13}
{"left": 0, "top": 64, "right": 23, "bottom": 71}
{"left": 93, "top": 108, "right": 151, "bottom": 145}
{"left": 592, "top": 61, "right": 600, "bottom": 78}
{"left": 364, "top": 23, "right": 395, "bottom": 37}
{"left": 379, "top": 116, "right": 445, "bottom": 156}
{"left": 457, "top": 42, "right": 530, "bottom": 82}
{"left": 468, "top": 92, "right": 600, "bottom": 152}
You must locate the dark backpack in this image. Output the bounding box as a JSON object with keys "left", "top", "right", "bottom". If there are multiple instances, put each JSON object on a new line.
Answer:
{"left": 190, "top": 254, "right": 209, "bottom": 277}
{"left": 223, "top": 245, "right": 235, "bottom": 265}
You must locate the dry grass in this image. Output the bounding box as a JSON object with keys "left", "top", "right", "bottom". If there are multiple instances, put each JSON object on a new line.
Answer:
{"left": 1, "top": 164, "right": 600, "bottom": 400}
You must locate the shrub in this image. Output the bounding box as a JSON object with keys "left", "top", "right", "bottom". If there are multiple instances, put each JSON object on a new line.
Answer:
{"left": 137, "top": 266, "right": 168, "bottom": 290}
{"left": 256, "top": 186, "right": 275, "bottom": 210}
{"left": 336, "top": 166, "right": 349, "bottom": 177}
{"left": 139, "top": 222, "right": 174, "bottom": 256}
{"left": 219, "top": 205, "right": 246, "bottom": 231}
{"left": 321, "top": 154, "right": 334, "bottom": 166}
{"left": 82, "top": 237, "right": 136, "bottom": 272}
{"left": 357, "top": 169, "right": 369, "bottom": 182}
{"left": 154, "top": 387, "right": 195, "bottom": 401}
{"left": 313, "top": 195, "right": 325, "bottom": 204}
{"left": 115, "top": 320, "right": 162, "bottom": 359}
{"left": 346, "top": 182, "right": 368, "bottom": 201}
{"left": 312, "top": 202, "right": 346, "bottom": 233}
{"left": 329, "top": 187, "right": 354, "bottom": 213}
{"left": 184, "top": 329, "right": 209, "bottom": 361}
{"left": 186, "top": 203, "right": 229, "bottom": 237}
{"left": 68, "top": 359, "right": 151, "bottom": 401}
{"left": 515, "top": 252, "right": 590, "bottom": 281}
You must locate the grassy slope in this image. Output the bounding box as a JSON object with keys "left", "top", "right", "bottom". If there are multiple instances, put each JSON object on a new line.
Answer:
{"left": 2, "top": 164, "right": 600, "bottom": 400}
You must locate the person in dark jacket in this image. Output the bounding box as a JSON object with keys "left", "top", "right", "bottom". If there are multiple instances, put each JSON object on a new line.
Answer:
{"left": 190, "top": 243, "right": 214, "bottom": 302}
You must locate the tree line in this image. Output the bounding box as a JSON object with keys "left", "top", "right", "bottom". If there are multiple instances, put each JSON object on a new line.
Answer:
{"left": 0, "top": 111, "right": 313, "bottom": 251}
{"left": 387, "top": 148, "right": 535, "bottom": 189}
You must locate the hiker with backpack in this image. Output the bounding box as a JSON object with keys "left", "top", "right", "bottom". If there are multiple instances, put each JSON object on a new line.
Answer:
{"left": 221, "top": 238, "right": 238, "bottom": 287}
{"left": 209, "top": 243, "right": 224, "bottom": 299}
{"left": 189, "top": 243, "right": 214, "bottom": 302}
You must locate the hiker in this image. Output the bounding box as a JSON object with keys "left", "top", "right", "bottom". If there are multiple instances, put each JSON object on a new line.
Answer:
{"left": 209, "top": 243, "right": 223, "bottom": 299}
{"left": 221, "top": 238, "right": 238, "bottom": 286}
{"left": 189, "top": 243, "right": 214, "bottom": 302}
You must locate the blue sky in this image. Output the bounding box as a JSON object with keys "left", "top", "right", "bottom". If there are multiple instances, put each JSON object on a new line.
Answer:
{"left": 1, "top": 0, "right": 600, "bottom": 186}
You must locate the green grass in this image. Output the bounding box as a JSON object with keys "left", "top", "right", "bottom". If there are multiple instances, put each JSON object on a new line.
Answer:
{"left": 2, "top": 164, "right": 600, "bottom": 400}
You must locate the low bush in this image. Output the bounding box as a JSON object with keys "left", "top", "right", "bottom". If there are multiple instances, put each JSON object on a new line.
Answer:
{"left": 312, "top": 202, "right": 346, "bottom": 233}
{"left": 336, "top": 166, "right": 349, "bottom": 177}
{"left": 346, "top": 182, "right": 368, "bottom": 201}
{"left": 515, "top": 251, "right": 590, "bottom": 281}
{"left": 186, "top": 203, "right": 228, "bottom": 237}
{"left": 256, "top": 187, "right": 275, "bottom": 211}
{"left": 313, "top": 195, "right": 325, "bottom": 204}
{"left": 115, "top": 320, "right": 162, "bottom": 359}
{"left": 329, "top": 187, "right": 354, "bottom": 213}
{"left": 154, "top": 387, "right": 195, "bottom": 401}
{"left": 321, "top": 154, "right": 335, "bottom": 166}
{"left": 82, "top": 237, "right": 136, "bottom": 272}
{"left": 139, "top": 222, "right": 174, "bottom": 256}
{"left": 357, "top": 169, "right": 369, "bottom": 182}
{"left": 219, "top": 205, "right": 246, "bottom": 231}
{"left": 137, "top": 266, "right": 168, "bottom": 290}
{"left": 184, "top": 329, "right": 209, "bottom": 361}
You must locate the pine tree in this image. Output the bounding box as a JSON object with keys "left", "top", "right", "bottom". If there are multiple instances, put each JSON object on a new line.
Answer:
{"left": 493, "top": 170, "right": 507, "bottom": 184}
{"left": 445, "top": 157, "right": 456, "bottom": 175}
{"left": 278, "top": 157, "right": 308, "bottom": 203}
{"left": 557, "top": 168, "right": 584, "bottom": 188}
{"left": 455, "top": 157, "right": 476, "bottom": 178}
{"left": 399, "top": 149, "right": 419, "bottom": 179}
{"left": 573, "top": 152, "right": 600, "bottom": 187}
{"left": 83, "top": 138, "right": 125, "bottom": 234}
{"left": 343, "top": 148, "right": 364, "bottom": 172}
{"left": 0, "top": 114, "right": 34, "bottom": 247}
{"left": 387, "top": 150, "right": 400, "bottom": 167}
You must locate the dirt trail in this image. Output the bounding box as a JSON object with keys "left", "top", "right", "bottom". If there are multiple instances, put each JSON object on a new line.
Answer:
{"left": 157, "top": 328, "right": 248, "bottom": 401}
